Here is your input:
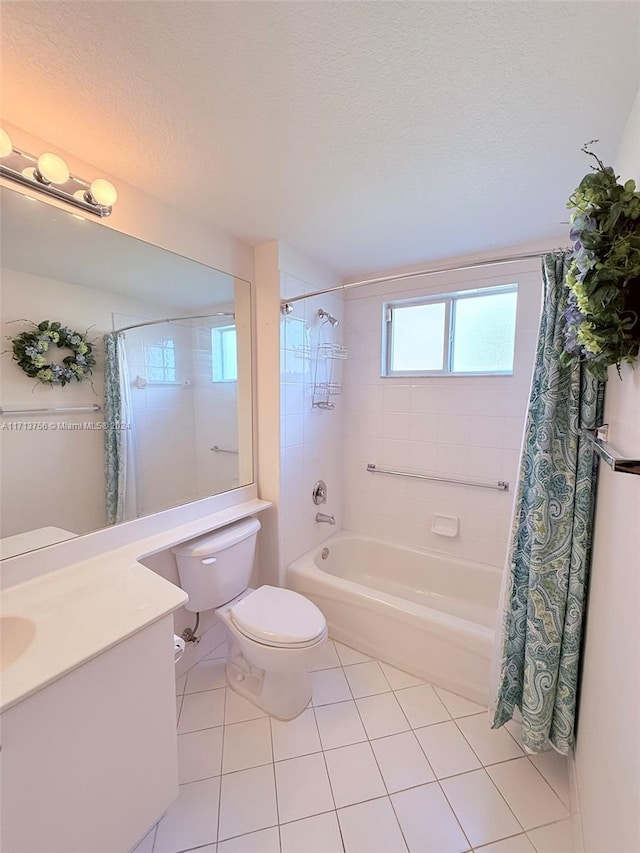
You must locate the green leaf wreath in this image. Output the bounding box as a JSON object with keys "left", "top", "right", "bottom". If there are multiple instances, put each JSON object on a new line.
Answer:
{"left": 10, "top": 320, "right": 97, "bottom": 386}
{"left": 561, "top": 142, "right": 640, "bottom": 381}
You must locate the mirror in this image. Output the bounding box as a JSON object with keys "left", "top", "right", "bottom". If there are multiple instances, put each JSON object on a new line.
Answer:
{"left": 0, "top": 186, "right": 253, "bottom": 558}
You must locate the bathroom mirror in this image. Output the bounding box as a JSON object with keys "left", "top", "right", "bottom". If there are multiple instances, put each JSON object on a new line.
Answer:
{"left": 0, "top": 186, "right": 253, "bottom": 557}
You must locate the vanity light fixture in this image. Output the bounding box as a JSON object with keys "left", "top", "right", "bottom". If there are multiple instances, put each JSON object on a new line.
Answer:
{"left": 0, "top": 128, "right": 117, "bottom": 217}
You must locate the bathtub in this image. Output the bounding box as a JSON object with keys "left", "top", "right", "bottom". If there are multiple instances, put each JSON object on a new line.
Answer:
{"left": 287, "top": 531, "right": 502, "bottom": 705}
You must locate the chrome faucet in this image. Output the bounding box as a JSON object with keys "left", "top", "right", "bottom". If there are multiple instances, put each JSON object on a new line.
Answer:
{"left": 315, "top": 512, "right": 336, "bottom": 525}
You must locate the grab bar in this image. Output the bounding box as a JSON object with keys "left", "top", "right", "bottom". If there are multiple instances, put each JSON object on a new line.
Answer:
{"left": 210, "top": 445, "right": 239, "bottom": 455}
{"left": 0, "top": 404, "right": 102, "bottom": 416}
{"left": 582, "top": 425, "right": 640, "bottom": 475}
{"left": 366, "top": 463, "right": 509, "bottom": 492}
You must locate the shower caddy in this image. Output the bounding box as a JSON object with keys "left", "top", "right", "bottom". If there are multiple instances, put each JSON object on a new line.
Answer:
{"left": 312, "top": 308, "right": 348, "bottom": 410}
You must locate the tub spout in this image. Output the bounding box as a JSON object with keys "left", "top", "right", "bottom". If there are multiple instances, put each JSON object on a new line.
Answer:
{"left": 315, "top": 512, "right": 336, "bottom": 525}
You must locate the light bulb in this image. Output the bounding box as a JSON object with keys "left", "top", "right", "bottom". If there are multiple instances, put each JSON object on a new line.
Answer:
{"left": 89, "top": 178, "right": 117, "bottom": 207}
{"left": 0, "top": 128, "right": 12, "bottom": 158}
{"left": 36, "top": 152, "right": 70, "bottom": 185}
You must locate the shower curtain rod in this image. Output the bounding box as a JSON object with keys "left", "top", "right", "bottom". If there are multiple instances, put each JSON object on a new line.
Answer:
{"left": 280, "top": 247, "right": 568, "bottom": 311}
{"left": 113, "top": 312, "right": 235, "bottom": 334}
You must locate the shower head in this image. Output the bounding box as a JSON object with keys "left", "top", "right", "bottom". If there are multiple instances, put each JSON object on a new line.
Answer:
{"left": 318, "top": 308, "right": 339, "bottom": 327}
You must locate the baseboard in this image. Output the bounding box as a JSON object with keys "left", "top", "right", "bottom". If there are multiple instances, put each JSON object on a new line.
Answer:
{"left": 568, "top": 750, "right": 585, "bottom": 853}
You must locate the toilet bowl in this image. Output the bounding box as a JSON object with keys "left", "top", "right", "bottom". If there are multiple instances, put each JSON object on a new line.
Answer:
{"left": 217, "top": 585, "right": 327, "bottom": 719}
{"left": 172, "top": 519, "right": 327, "bottom": 720}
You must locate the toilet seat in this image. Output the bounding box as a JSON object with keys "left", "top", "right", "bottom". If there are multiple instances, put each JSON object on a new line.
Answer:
{"left": 230, "top": 585, "right": 326, "bottom": 648}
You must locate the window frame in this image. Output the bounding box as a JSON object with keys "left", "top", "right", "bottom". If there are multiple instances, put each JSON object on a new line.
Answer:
{"left": 381, "top": 283, "right": 518, "bottom": 378}
{"left": 211, "top": 324, "right": 238, "bottom": 383}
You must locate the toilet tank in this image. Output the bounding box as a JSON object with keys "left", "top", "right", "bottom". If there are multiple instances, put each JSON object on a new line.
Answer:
{"left": 172, "top": 517, "right": 261, "bottom": 612}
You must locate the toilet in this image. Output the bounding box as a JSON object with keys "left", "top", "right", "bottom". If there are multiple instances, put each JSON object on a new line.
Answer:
{"left": 172, "top": 517, "right": 327, "bottom": 720}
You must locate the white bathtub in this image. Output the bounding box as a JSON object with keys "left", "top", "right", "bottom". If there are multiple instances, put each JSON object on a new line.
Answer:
{"left": 287, "top": 531, "right": 501, "bottom": 705}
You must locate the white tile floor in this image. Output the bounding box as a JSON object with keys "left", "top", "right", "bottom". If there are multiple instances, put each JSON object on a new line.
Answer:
{"left": 134, "top": 639, "right": 573, "bottom": 853}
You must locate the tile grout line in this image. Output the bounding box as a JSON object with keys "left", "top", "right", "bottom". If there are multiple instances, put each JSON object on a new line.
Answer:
{"left": 308, "top": 688, "right": 346, "bottom": 851}
{"left": 267, "top": 714, "right": 283, "bottom": 853}
{"left": 456, "top": 714, "right": 570, "bottom": 828}
{"left": 172, "top": 642, "right": 570, "bottom": 853}
{"left": 309, "top": 649, "right": 347, "bottom": 851}
{"left": 339, "top": 653, "right": 479, "bottom": 853}
{"left": 338, "top": 652, "right": 413, "bottom": 851}
{"left": 525, "top": 752, "right": 572, "bottom": 809}
{"left": 214, "top": 683, "right": 228, "bottom": 847}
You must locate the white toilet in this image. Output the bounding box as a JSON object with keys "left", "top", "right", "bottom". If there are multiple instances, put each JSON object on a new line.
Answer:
{"left": 172, "top": 517, "right": 327, "bottom": 720}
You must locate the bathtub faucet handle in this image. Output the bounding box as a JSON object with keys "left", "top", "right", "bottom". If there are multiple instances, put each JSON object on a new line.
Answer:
{"left": 312, "top": 480, "right": 328, "bottom": 505}
{"left": 315, "top": 512, "right": 336, "bottom": 525}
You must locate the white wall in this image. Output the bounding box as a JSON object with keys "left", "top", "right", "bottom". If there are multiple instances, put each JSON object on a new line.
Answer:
{"left": 341, "top": 259, "right": 542, "bottom": 565}
{"left": 574, "top": 89, "right": 640, "bottom": 853}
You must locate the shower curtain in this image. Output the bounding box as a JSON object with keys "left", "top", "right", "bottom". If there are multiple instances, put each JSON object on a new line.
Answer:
{"left": 104, "top": 332, "right": 138, "bottom": 525}
{"left": 491, "top": 252, "right": 604, "bottom": 754}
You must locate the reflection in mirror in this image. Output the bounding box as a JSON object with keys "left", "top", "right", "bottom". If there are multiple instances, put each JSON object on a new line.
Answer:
{"left": 0, "top": 186, "right": 253, "bottom": 558}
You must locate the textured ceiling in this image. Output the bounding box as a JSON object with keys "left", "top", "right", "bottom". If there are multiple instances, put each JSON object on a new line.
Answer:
{"left": 1, "top": 1, "right": 639, "bottom": 276}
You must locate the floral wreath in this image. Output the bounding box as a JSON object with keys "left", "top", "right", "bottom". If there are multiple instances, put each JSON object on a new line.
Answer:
{"left": 561, "top": 142, "right": 640, "bottom": 381}
{"left": 10, "top": 320, "right": 97, "bottom": 386}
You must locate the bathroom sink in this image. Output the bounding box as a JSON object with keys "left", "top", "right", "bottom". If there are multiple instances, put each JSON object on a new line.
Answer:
{"left": 1, "top": 616, "right": 36, "bottom": 672}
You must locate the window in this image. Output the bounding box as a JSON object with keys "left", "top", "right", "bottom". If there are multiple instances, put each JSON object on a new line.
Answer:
{"left": 144, "top": 338, "right": 176, "bottom": 382}
{"left": 211, "top": 325, "right": 238, "bottom": 382}
{"left": 382, "top": 284, "right": 517, "bottom": 376}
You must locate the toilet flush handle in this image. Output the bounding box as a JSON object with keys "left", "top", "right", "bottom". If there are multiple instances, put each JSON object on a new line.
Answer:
{"left": 201, "top": 557, "right": 217, "bottom": 565}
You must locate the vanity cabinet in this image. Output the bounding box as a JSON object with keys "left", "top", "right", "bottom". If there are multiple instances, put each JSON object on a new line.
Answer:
{"left": 1, "top": 615, "right": 177, "bottom": 853}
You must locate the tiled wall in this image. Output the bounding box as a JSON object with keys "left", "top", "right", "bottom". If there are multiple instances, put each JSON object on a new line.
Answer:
{"left": 341, "top": 260, "right": 542, "bottom": 567}
{"left": 192, "top": 318, "right": 241, "bottom": 498}
{"left": 121, "top": 317, "right": 199, "bottom": 516}
{"left": 279, "top": 272, "right": 345, "bottom": 570}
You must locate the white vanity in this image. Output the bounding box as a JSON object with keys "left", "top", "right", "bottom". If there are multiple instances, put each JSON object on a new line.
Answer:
{"left": 0, "top": 498, "right": 270, "bottom": 853}
{"left": 0, "top": 559, "right": 187, "bottom": 853}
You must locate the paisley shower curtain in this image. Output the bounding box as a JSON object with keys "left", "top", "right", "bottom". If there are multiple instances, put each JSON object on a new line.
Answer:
{"left": 104, "top": 332, "right": 138, "bottom": 524}
{"left": 491, "top": 252, "right": 604, "bottom": 754}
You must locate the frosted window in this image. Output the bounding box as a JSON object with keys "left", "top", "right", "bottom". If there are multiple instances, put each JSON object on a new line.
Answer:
{"left": 383, "top": 284, "right": 517, "bottom": 377}
{"left": 212, "top": 326, "right": 238, "bottom": 382}
{"left": 144, "top": 340, "right": 176, "bottom": 382}
{"left": 452, "top": 291, "right": 517, "bottom": 373}
{"left": 390, "top": 302, "right": 446, "bottom": 372}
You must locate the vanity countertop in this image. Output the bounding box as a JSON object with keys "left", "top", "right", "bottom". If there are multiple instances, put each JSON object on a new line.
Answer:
{"left": 0, "top": 498, "right": 272, "bottom": 713}
{"left": 0, "top": 558, "right": 187, "bottom": 714}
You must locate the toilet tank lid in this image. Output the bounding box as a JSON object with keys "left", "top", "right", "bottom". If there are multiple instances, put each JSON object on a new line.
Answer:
{"left": 172, "top": 517, "right": 261, "bottom": 557}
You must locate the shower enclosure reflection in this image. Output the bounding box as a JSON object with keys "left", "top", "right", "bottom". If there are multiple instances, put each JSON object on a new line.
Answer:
{"left": 105, "top": 312, "right": 241, "bottom": 523}
{"left": 0, "top": 186, "right": 253, "bottom": 557}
